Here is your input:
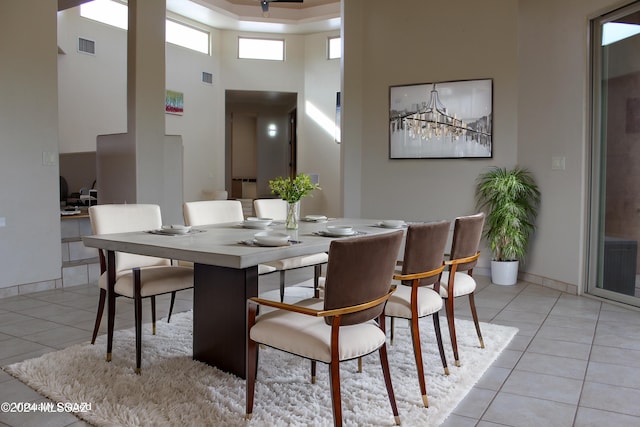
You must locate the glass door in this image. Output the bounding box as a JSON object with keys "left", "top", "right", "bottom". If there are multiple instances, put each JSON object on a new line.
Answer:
{"left": 589, "top": 1, "right": 640, "bottom": 305}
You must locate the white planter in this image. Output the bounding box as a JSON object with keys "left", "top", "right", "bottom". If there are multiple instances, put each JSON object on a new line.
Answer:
{"left": 491, "top": 260, "right": 519, "bottom": 286}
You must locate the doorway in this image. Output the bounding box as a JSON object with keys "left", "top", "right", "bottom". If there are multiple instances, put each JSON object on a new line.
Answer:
{"left": 225, "top": 90, "right": 297, "bottom": 200}
{"left": 588, "top": 1, "right": 640, "bottom": 306}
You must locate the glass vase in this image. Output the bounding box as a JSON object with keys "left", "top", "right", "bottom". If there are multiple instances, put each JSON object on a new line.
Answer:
{"left": 285, "top": 201, "right": 300, "bottom": 230}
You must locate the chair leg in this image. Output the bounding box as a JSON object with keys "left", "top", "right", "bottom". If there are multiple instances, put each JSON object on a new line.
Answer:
{"left": 279, "top": 270, "right": 286, "bottom": 302}
{"left": 379, "top": 342, "right": 401, "bottom": 425}
{"left": 246, "top": 335, "right": 258, "bottom": 419}
{"left": 134, "top": 268, "right": 142, "bottom": 375}
{"left": 444, "top": 296, "right": 460, "bottom": 367}
{"left": 106, "top": 251, "right": 116, "bottom": 363}
{"left": 468, "top": 293, "right": 484, "bottom": 349}
{"left": 390, "top": 317, "right": 395, "bottom": 344}
{"left": 311, "top": 360, "right": 317, "bottom": 384}
{"left": 167, "top": 291, "right": 177, "bottom": 323}
{"left": 409, "top": 314, "right": 428, "bottom": 407}
{"left": 313, "top": 264, "right": 322, "bottom": 298}
{"left": 432, "top": 312, "right": 449, "bottom": 375}
{"left": 151, "top": 295, "right": 156, "bottom": 335}
{"left": 91, "top": 288, "right": 106, "bottom": 344}
{"left": 329, "top": 361, "right": 342, "bottom": 427}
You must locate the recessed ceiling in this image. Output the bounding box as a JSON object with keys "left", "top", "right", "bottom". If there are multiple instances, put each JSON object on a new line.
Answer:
{"left": 225, "top": 0, "right": 337, "bottom": 9}
{"left": 59, "top": 0, "right": 340, "bottom": 35}
{"left": 167, "top": 0, "right": 340, "bottom": 34}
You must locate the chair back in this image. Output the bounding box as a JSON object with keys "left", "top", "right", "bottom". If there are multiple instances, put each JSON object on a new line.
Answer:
{"left": 253, "top": 199, "right": 287, "bottom": 220}
{"left": 89, "top": 204, "right": 170, "bottom": 272}
{"left": 449, "top": 212, "right": 485, "bottom": 272}
{"left": 183, "top": 200, "right": 244, "bottom": 226}
{"left": 401, "top": 220, "right": 450, "bottom": 286}
{"left": 323, "top": 231, "right": 403, "bottom": 326}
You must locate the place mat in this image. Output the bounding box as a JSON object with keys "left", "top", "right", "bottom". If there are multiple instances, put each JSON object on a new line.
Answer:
{"left": 146, "top": 229, "right": 205, "bottom": 236}
{"left": 313, "top": 230, "right": 367, "bottom": 238}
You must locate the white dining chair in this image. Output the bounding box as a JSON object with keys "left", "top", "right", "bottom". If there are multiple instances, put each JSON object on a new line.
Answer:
{"left": 253, "top": 198, "right": 328, "bottom": 301}
{"left": 89, "top": 204, "right": 194, "bottom": 374}
{"left": 183, "top": 200, "right": 276, "bottom": 275}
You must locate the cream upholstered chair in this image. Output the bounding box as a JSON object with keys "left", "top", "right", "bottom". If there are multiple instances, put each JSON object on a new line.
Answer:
{"left": 253, "top": 198, "right": 328, "bottom": 301}
{"left": 439, "top": 212, "right": 485, "bottom": 367}
{"left": 246, "top": 231, "right": 404, "bottom": 427}
{"left": 384, "top": 220, "right": 450, "bottom": 408}
{"left": 182, "top": 200, "right": 276, "bottom": 275}
{"left": 89, "top": 204, "right": 193, "bottom": 374}
{"left": 184, "top": 199, "right": 245, "bottom": 225}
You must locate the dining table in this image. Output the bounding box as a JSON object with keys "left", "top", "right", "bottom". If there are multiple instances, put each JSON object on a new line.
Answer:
{"left": 82, "top": 217, "right": 406, "bottom": 379}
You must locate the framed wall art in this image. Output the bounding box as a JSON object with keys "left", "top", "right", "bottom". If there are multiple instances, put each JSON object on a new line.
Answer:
{"left": 165, "top": 90, "right": 184, "bottom": 115}
{"left": 389, "top": 78, "right": 493, "bottom": 159}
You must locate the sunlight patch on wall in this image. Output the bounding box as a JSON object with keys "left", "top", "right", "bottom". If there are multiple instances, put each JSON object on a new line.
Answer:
{"left": 305, "top": 101, "right": 338, "bottom": 141}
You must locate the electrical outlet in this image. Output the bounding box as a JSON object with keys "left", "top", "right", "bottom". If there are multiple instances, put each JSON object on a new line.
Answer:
{"left": 0, "top": 217, "right": 5, "bottom": 227}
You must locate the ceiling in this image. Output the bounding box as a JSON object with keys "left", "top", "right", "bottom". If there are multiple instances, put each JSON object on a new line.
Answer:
{"left": 59, "top": 0, "right": 341, "bottom": 34}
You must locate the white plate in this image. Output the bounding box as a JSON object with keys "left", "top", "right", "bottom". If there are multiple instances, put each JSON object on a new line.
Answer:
{"left": 253, "top": 231, "right": 290, "bottom": 246}
{"left": 304, "top": 215, "right": 328, "bottom": 222}
{"left": 325, "top": 225, "right": 355, "bottom": 236}
{"left": 316, "top": 229, "right": 358, "bottom": 237}
{"left": 160, "top": 225, "right": 192, "bottom": 235}
{"left": 243, "top": 218, "right": 272, "bottom": 229}
{"left": 380, "top": 220, "right": 405, "bottom": 228}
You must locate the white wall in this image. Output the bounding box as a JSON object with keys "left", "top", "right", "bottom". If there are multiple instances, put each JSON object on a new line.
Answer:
{"left": 517, "top": 0, "right": 620, "bottom": 290}
{"left": 4, "top": 0, "right": 626, "bottom": 295}
{"left": 343, "top": 0, "right": 519, "bottom": 271}
{"left": 300, "top": 31, "right": 342, "bottom": 218}
{"left": 342, "top": 0, "right": 623, "bottom": 293}
{"left": 57, "top": 11, "right": 341, "bottom": 210}
{"left": 0, "top": 1, "right": 61, "bottom": 292}
{"left": 57, "top": 9, "right": 127, "bottom": 153}
{"left": 165, "top": 24, "right": 223, "bottom": 202}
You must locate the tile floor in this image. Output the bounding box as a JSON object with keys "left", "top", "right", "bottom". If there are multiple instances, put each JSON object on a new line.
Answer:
{"left": 1, "top": 270, "right": 640, "bottom": 426}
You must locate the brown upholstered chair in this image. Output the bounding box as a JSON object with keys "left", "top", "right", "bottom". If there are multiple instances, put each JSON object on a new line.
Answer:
{"left": 89, "top": 204, "right": 193, "bottom": 374}
{"left": 253, "top": 198, "right": 328, "bottom": 301}
{"left": 384, "top": 220, "right": 450, "bottom": 408}
{"left": 246, "top": 231, "right": 404, "bottom": 427}
{"left": 439, "top": 212, "right": 485, "bottom": 367}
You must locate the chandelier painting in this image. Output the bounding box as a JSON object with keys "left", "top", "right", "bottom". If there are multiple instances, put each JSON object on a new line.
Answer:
{"left": 389, "top": 79, "right": 493, "bottom": 159}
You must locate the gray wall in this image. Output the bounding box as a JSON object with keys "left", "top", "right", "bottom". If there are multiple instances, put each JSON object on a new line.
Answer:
{"left": 0, "top": 1, "right": 62, "bottom": 292}
{"left": 342, "top": 0, "right": 620, "bottom": 293}
{"left": 0, "top": 0, "right": 626, "bottom": 295}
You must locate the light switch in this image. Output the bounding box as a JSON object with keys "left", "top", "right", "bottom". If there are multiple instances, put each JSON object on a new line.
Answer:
{"left": 0, "top": 217, "right": 5, "bottom": 227}
{"left": 551, "top": 156, "right": 565, "bottom": 170}
{"left": 42, "top": 151, "right": 57, "bottom": 166}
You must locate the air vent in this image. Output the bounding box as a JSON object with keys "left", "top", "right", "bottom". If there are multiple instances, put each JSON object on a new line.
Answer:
{"left": 78, "top": 37, "right": 95, "bottom": 55}
{"left": 202, "top": 71, "right": 213, "bottom": 85}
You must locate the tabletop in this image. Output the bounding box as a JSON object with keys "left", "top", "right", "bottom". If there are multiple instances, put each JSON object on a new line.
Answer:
{"left": 82, "top": 218, "right": 406, "bottom": 269}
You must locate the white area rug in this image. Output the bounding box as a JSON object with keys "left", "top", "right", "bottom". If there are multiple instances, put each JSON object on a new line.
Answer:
{"left": 4, "top": 305, "right": 516, "bottom": 426}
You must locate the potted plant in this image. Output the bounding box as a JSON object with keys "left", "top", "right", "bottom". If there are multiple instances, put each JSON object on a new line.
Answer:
{"left": 475, "top": 166, "right": 541, "bottom": 285}
{"left": 268, "top": 173, "right": 321, "bottom": 229}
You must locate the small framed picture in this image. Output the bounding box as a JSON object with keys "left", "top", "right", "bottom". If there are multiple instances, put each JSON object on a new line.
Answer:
{"left": 165, "top": 90, "right": 184, "bottom": 115}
